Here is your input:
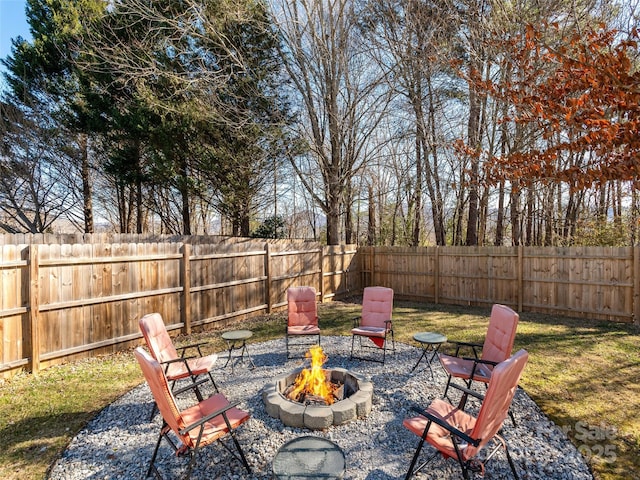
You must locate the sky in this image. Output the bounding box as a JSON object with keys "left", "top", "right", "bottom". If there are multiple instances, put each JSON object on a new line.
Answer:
{"left": 0, "top": 0, "right": 30, "bottom": 79}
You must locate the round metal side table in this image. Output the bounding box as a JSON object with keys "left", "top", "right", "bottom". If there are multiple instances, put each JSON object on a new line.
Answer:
{"left": 410, "top": 331, "right": 447, "bottom": 379}
{"left": 272, "top": 436, "right": 346, "bottom": 479}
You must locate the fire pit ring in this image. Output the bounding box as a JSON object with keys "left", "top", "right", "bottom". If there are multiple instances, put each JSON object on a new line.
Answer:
{"left": 262, "top": 367, "right": 373, "bottom": 430}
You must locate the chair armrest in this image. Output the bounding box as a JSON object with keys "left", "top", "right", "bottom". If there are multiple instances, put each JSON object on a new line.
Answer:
{"left": 352, "top": 316, "right": 361, "bottom": 328}
{"left": 161, "top": 356, "right": 198, "bottom": 376}
{"left": 172, "top": 378, "right": 209, "bottom": 396}
{"left": 179, "top": 400, "right": 242, "bottom": 435}
{"left": 410, "top": 404, "right": 479, "bottom": 447}
{"left": 161, "top": 356, "right": 197, "bottom": 365}
{"left": 461, "top": 358, "right": 498, "bottom": 366}
{"left": 454, "top": 341, "right": 483, "bottom": 347}
{"left": 448, "top": 382, "right": 485, "bottom": 410}
{"left": 461, "top": 357, "right": 497, "bottom": 380}
{"left": 451, "top": 341, "right": 483, "bottom": 358}
{"left": 177, "top": 341, "right": 209, "bottom": 357}
{"left": 448, "top": 382, "right": 485, "bottom": 401}
{"left": 384, "top": 319, "right": 393, "bottom": 330}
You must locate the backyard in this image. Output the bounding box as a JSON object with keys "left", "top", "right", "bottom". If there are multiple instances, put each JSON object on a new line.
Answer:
{"left": 0, "top": 300, "right": 638, "bottom": 480}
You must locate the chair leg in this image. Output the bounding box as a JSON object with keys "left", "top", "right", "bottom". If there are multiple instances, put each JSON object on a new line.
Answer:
{"left": 149, "top": 402, "right": 158, "bottom": 422}
{"left": 504, "top": 441, "right": 521, "bottom": 480}
{"left": 286, "top": 332, "right": 290, "bottom": 358}
{"left": 405, "top": 418, "right": 439, "bottom": 480}
{"left": 384, "top": 330, "right": 395, "bottom": 364}
{"left": 189, "top": 378, "right": 204, "bottom": 402}
{"left": 147, "top": 429, "right": 165, "bottom": 478}
{"left": 508, "top": 408, "right": 517, "bottom": 427}
{"left": 442, "top": 374, "right": 454, "bottom": 399}
{"left": 183, "top": 428, "right": 205, "bottom": 480}
{"left": 405, "top": 436, "right": 426, "bottom": 480}
{"left": 382, "top": 336, "right": 388, "bottom": 364}
{"left": 351, "top": 334, "right": 392, "bottom": 364}
{"left": 229, "top": 430, "right": 252, "bottom": 473}
{"left": 207, "top": 372, "right": 220, "bottom": 393}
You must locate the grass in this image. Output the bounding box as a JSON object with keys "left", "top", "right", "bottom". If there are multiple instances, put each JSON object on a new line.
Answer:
{"left": 0, "top": 300, "right": 638, "bottom": 480}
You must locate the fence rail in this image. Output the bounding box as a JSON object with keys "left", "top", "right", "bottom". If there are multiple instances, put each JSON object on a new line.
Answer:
{"left": 0, "top": 238, "right": 359, "bottom": 376}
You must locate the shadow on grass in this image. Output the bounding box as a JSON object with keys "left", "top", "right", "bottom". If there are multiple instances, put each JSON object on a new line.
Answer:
{"left": 0, "top": 410, "right": 98, "bottom": 479}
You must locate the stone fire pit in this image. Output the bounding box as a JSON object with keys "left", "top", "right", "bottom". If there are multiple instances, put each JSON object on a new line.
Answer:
{"left": 262, "top": 367, "right": 373, "bottom": 429}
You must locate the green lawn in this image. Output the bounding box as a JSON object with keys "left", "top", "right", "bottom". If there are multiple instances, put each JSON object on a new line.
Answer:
{"left": 0, "top": 301, "right": 638, "bottom": 479}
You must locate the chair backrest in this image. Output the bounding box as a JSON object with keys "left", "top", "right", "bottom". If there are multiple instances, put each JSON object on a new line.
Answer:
{"left": 361, "top": 286, "right": 394, "bottom": 329}
{"left": 139, "top": 313, "right": 179, "bottom": 363}
{"left": 481, "top": 304, "right": 519, "bottom": 363}
{"left": 467, "top": 349, "right": 528, "bottom": 458}
{"left": 287, "top": 287, "right": 318, "bottom": 327}
{"left": 134, "top": 347, "right": 189, "bottom": 444}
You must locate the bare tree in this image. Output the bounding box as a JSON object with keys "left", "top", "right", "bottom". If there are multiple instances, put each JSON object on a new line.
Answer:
{"left": 364, "top": 0, "right": 457, "bottom": 246}
{"left": 274, "top": 0, "right": 389, "bottom": 244}
{"left": 0, "top": 100, "right": 77, "bottom": 232}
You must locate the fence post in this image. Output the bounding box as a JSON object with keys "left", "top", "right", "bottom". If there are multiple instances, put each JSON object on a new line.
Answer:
{"left": 434, "top": 246, "right": 440, "bottom": 304}
{"left": 181, "top": 243, "right": 191, "bottom": 335}
{"left": 517, "top": 245, "right": 524, "bottom": 312}
{"left": 265, "top": 243, "right": 272, "bottom": 313}
{"left": 28, "top": 245, "right": 40, "bottom": 374}
{"left": 634, "top": 246, "right": 640, "bottom": 325}
{"left": 319, "top": 247, "right": 325, "bottom": 302}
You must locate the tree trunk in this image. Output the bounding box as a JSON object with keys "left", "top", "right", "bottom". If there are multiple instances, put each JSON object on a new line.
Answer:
{"left": 345, "top": 181, "right": 354, "bottom": 244}
{"left": 495, "top": 179, "right": 505, "bottom": 246}
{"left": 367, "top": 184, "right": 376, "bottom": 246}
{"left": 453, "top": 185, "right": 465, "bottom": 246}
{"left": 178, "top": 158, "right": 191, "bottom": 235}
{"left": 477, "top": 182, "right": 489, "bottom": 245}
{"left": 136, "top": 178, "right": 143, "bottom": 234}
{"left": 525, "top": 184, "right": 534, "bottom": 245}
{"left": 464, "top": 25, "right": 486, "bottom": 247}
{"left": 412, "top": 126, "right": 423, "bottom": 247}
{"left": 134, "top": 139, "right": 143, "bottom": 234}
{"left": 78, "top": 134, "right": 94, "bottom": 234}
{"left": 632, "top": 183, "right": 639, "bottom": 246}
{"left": 426, "top": 79, "right": 446, "bottom": 246}
{"left": 326, "top": 208, "right": 340, "bottom": 245}
{"left": 544, "top": 185, "right": 554, "bottom": 246}
{"left": 510, "top": 186, "right": 521, "bottom": 246}
{"left": 465, "top": 84, "right": 480, "bottom": 246}
{"left": 241, "top": 215, "right": 250, "bottom": 237}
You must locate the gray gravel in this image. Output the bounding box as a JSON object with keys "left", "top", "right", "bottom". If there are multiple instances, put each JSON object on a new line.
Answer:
{"left": 48, "top": 336, "right": 593, "bottom": 480}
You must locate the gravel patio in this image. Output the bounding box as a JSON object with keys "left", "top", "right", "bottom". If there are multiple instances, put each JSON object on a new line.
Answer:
{"left": 48, "top": 336, "right": 593, "bottom": 480}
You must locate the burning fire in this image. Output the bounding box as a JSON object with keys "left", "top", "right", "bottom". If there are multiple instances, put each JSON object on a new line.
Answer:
{"left": 288, "top": 345, "right": 337, "bottom": 405}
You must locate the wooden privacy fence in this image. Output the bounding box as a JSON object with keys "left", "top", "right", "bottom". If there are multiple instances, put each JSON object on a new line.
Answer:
{"left": 2, "top": 240, "right": 639, "bottom": 377}
{"left": 361, "top": 245, "right": 640, "bottom": 323}
{"left": 0, "top": 239, "right": 359, "bottom": 376}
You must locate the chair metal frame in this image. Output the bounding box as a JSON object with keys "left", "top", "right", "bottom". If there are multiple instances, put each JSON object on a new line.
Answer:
{"left": 350, "top": 286, "right": 395, "bottom": 364}
{"left": 439, "top": 304, "right": 519, "bottom": 400}
{"left": 134, "top": 347, "right": 251, "bottom": 480}
{"left": 285, "top": 286, "right": 321, "bottom": 358}
{"left": 139, "top": 313, "right": 220, "bottom": 418}
{"left": 404, "top": 349, "right": 528, "bottom": 480}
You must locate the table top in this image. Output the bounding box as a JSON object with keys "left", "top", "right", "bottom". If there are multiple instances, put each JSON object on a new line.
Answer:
{"left": 221, "top": 329, "right": 253, "bottom": 341}
{"left": 272, "top": 436, "right": 345, "bottom": 479}
{"left": 413, "top": 332, "right": 447, "bottom": 344}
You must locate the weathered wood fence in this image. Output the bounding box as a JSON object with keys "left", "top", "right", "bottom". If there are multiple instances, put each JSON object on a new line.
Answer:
{"left": 360, "top": 245, "right": 640, "bottom": 323}
{"left": 0, "top": 237, "right": 359, "bottom": 377}
{"left": 2, "top": 238, "right": 638, "bottom": 377}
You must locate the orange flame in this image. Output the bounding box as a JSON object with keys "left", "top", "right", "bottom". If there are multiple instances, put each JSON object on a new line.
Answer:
{"left": 289, "top": 345, "right": 335, "bottom": 405}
